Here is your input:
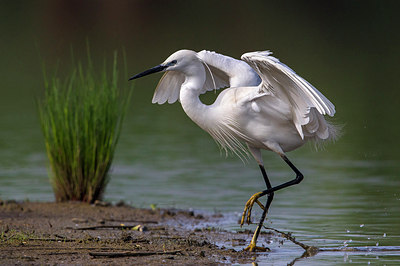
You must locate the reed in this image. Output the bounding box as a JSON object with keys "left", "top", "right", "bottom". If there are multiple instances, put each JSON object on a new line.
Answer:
{"left": 38, "top": 51, "right": 131, "bottom": 203}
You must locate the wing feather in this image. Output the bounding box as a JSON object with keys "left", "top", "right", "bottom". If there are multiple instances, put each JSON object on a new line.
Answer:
{"left": 198, "top": 50, "right": 260, "bottom": 92}
{"left": 152, "top": 71, "right": 185, "bottom": 104}
{"left": 153, "top": 50, "right": 261, "bottom": 105}
{"left": 241, "top": 51, "right": 335, "bottom": 139}
{"left": 202, "top": 63, "right": 230, "bottom": 93}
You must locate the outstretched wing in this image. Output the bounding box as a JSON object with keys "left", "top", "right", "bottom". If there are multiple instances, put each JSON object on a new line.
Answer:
{"left": 152, "top": 50, "right": 261, "bottom": 104}
{"left": 152, "top": 71, "right": 185, "bottom": 104}
{"left": 241, "top": 51, "right": 335, "bottom": 139}
{"left": 197, "top": 50, "right": 261, "bottom": 92}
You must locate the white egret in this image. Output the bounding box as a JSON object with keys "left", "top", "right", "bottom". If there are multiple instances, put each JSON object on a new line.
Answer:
{"left": 129, "top": 49, "right": 338, "bottom": 251}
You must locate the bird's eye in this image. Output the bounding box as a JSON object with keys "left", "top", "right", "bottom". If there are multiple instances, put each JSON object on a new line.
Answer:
{"left": 168, "top": 60, "right": 177, "bottom": 66}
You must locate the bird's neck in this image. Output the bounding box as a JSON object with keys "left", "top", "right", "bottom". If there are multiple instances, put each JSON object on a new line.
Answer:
{"left": 179, "top": 74, "right": 211, "bottom": 131}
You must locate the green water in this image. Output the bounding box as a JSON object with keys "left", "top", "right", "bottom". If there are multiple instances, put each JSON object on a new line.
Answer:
{"left": 1, "top": 1, "right": 400, "bottom": 264}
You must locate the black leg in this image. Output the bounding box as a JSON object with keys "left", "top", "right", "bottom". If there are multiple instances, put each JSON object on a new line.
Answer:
{"left": 250, "top": 165, "right": 274, "bottom": 245}
{"left": 260, "top": 164, "right": 272, "bottom": 188}
{"left": 258, "top": 155, "right": 304, "bottom": 199}
{"left": 259, "top": 164, "right": 274, "bottom": 217}
{"left": 243, "top": 154, "right": 304, "bottom": 251}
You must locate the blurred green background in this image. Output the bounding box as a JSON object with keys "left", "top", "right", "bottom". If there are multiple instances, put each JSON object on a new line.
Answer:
{"left": 1, "top": 0, "right": 399, "bottom": 163}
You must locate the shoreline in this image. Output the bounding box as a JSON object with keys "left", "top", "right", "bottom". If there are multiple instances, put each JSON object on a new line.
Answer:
{"left": 0, "top": 200, "right": 269, "bottom": 264}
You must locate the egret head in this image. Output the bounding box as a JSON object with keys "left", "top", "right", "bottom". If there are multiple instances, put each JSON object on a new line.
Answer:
{"left": 129, "top": 49, "right": 199, "bottom": 80}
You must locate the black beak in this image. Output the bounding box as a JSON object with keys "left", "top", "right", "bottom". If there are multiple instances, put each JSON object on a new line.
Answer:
{"left": 129, "top": 64, "right": 168, "bottom": 80}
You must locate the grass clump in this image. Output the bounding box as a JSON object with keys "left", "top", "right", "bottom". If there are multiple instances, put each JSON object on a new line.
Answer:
{"left": 38, "top": 51, "right": 131, "bottom": 203}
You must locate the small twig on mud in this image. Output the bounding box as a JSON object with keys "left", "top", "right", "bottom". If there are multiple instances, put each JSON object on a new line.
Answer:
{"left": 28, "top": 237, "right": 77, "bottom": 242}
{"left": 89, "top": 250, "right": 182, "bottom": 258}
{"left": 42, "top": 251, "right": 80, "bottom": 255}
{"left": 0, "top": 247, "right": 142, "bottom": 252}
{"left": 263, "top": 226, "right": 319, "bottom": 257}
{"left": 75, "top": 225, "right": 165, "bottom": 231}
{"left": 104, "top": 219, "right": 158, "bottom": 224}
{"left": 3, "top": 233, "right": 16, "bottom": 242}
{"left": 75, "top": 225, "right": 131, "bottom": 230}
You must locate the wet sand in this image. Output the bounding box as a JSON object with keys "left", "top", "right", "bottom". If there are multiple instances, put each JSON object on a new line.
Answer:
{"left": 0, "top": 200, "right": 271, "bottom": 264}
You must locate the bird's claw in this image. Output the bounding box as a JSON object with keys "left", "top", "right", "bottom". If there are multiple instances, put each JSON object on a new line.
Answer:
{"left": 255, "top": 199, "right": 265, "bottom": 210}
{"left": 243, "top": 242, "right": 270, "bottom": 252}
{"left": 240, "top": 192, "right": 264, "bottom": 227}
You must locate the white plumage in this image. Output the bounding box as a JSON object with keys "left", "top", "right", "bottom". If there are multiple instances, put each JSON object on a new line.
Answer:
{"left": 152, "top": 49, "right": 261, "bottom": 104}
{"left": 241, "top": 51, "right": 335, "bottom": 140}
{"left": 130, "top": 49, "right": 338, "bottom": 251}
{"left": 148, "top": 50, "right": 337, "bottom": 161}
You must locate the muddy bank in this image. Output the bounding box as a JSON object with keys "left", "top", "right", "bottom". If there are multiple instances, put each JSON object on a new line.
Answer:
{"left": 0, "top": 201, "right": 276, "bottom": 264}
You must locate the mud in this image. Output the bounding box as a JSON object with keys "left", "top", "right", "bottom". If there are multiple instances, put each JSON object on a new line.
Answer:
{"left": 0, "top": 200, "right": 274, "bottom": 265}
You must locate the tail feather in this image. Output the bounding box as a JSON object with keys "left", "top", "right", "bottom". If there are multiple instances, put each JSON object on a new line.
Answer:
{"left": 310, "top": 119, "right": 342, "bottom": 150}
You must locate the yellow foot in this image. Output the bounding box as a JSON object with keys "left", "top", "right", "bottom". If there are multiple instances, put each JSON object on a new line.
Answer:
{"left": 243, "top": 243, "right": 270, "bottom": 252}
{"left": 240, "top": 192, "right": 264, "bottom": 227}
